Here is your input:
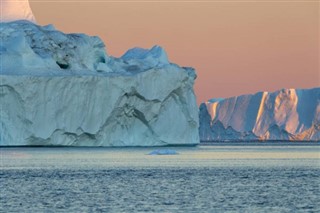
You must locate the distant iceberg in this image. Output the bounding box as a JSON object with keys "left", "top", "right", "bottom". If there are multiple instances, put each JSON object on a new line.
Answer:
{"left": 1, "top": 0, "right": 36, "bottom": 23}
{"left": 200, "top": 88, "right": 320, "bottom": 141}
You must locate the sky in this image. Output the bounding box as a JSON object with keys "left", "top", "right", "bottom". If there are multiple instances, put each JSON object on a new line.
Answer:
{"left": 29, "top": 0, "right": 319, "bottom": 104}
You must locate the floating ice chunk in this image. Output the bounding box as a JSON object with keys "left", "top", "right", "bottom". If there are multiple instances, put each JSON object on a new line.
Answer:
{"left": 149, "top": 149, "right": 179, "bottom": 155}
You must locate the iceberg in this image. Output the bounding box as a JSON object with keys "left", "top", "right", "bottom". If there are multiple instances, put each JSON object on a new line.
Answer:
{"left": 200, "top": 88, "right": 320, "bottom": 141}
{"left": 148, "top": 149, "right": 179, "bottom": 155}
{"left": 1, "top": 0, "right": 36, "bottom": 23}
{"left": 0, "top": 21, "right": 199, "bottom": 146}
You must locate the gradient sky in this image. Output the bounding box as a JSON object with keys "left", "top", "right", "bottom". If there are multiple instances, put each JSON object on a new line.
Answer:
{"left": 30, "top": 0, "right": 319, "bottom": 104}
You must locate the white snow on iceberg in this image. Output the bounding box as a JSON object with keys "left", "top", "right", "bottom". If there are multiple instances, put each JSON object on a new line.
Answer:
{"left": 0, "top": 21, "right": 110, "bottom": 74}
{"left": 121, "top": 45, "right": 169, "bottom": 70}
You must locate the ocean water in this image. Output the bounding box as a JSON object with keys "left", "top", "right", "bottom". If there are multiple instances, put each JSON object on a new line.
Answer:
{"left": 1, "top": 143, "right": 319, "bottom": 212}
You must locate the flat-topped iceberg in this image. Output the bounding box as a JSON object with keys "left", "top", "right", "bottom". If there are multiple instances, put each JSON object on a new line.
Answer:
{"left": 0, "top": 21, "right": 199, "bottom": 146}
{"left": 200, "top": 88, "right": 320, "bottom": 141}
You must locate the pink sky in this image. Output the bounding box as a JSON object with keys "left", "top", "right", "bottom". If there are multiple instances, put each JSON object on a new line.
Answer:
{"left": 30, "top": 1, "right": 319, "bottom": 104}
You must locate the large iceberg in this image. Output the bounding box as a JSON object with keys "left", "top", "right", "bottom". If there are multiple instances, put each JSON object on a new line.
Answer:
{"left": 0, "top": 21, "right": 199, "bottom": 146}
{"left": 200, "top": 88, "right": 320, "bottom": 141}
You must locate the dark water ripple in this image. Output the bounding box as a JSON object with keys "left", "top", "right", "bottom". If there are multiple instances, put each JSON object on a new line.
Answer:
{"left": 1, "top": 167, "right": 319, "bottom": 212}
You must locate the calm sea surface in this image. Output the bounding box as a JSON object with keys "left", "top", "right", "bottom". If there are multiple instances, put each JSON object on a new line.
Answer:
{"left": 1, "top": 143, "right": 319, "bottom": 212}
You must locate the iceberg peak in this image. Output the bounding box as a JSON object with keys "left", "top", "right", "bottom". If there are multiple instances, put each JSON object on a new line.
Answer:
{"left": 149, "top": 45, "right": 169, "bottom": 63}
{"left": 121, "top": 45, "right": 169, "bottom": 69}
{"left": 1, "top": 0, "right": 36, "bottom": 23}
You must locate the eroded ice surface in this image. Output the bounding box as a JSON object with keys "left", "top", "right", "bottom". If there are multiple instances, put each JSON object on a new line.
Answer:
{"left": 0, "top": 21, "right": 199, "bottom": 146}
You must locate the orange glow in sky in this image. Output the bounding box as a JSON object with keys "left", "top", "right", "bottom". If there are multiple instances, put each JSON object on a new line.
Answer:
{"left": 30, "top": 0, "right": 319, "bottom": 104}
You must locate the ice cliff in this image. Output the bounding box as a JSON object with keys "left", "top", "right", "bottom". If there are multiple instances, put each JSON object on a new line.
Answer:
{"left": 200, "top": 88, "right": 320, "bottom": 141}
{"left": 0, "top": 21, "right": 199, "bottom": 146}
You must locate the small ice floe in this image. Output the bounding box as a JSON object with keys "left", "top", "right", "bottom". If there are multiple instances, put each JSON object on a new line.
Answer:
{"left": 148, "top": 149, "right": 179, "bottom": 155}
